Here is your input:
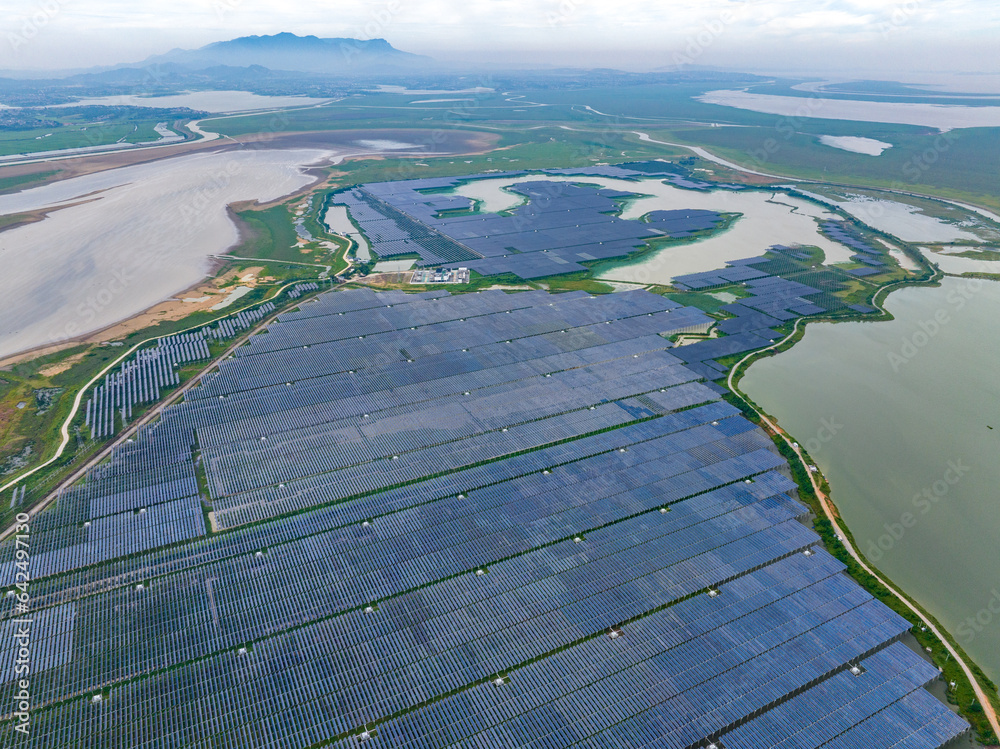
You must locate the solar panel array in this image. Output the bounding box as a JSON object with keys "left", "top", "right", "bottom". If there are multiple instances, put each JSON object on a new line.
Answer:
{"left": 0, "top": 288, "right": 967, "bottom": 748}
{"left": 820, "top": 221, "right": 889, "bottom": 276}
{"left": 84, "top": 334, "right": 211, "bottom": 439}
{"left": 330, "top": 172, "right": 726, "bottom": 280}
{"left": 547, "top": 161, "right": 743, "bottom": 191}
{"left": 204, "top": 302, "right": 276, "bottom": 341}
{"left": 288, "top": 283, "right": 320, "bottom": 299}
{"left": 671, "top": 246, "right": 886, "bottom": 379}
{"left": 83, "top": 302, "right": 279, "bottom": 439}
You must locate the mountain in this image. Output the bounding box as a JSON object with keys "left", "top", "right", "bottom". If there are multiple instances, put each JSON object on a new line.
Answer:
{"left": 136, "top": 33, "right": 431, "bottom": 74}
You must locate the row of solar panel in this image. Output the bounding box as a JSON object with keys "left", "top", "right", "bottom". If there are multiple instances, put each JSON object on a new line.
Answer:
{"left": 0, "top": 287, "right": 966, "bottom": 749}
{"left": 0, "top": 559, "right": 852, "bottom": 747}
{"left": 193, "top": 299, "right": 697, "bottom": 402}
{"left": 0, "top": 494, "right": 816, "bottom": 741}
{"left": 196, "top": 335, "right": 685, "bottom": 450}
{"left": 0, "top": 465, "right": 800, "bottom": 714}
{"left": 0, "top": 496, "right": 204, "bottom": 586}
{"left": 331, "top": 178, "right": 726, "bottom": 279}
{"left": 0, "top": 292, "right": 704, "bottom": 584}
{"left": 201, "top": 356, "right": 699, "bottom": 497}
{"left": 338, "top": 561, "right": 917, "bottom": 749}
{"left": 2, "top": 403, "right": 743, "bottom": 622}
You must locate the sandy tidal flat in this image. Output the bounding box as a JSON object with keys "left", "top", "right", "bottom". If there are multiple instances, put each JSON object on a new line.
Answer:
{"left": 46, "top": 91, "right": 331, "bottom": 113}
{"left": 0, "top": 148, "right": 333, "bottom": 359}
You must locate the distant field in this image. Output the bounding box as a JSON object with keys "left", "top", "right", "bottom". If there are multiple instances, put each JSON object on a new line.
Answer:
{"left": 325, "top": 127, "right": 688, "bottom": 187}
{"left": 0, "top": 120, "right": 164, "bottom": 157}
{"left": 205, "top": 83, "right": 1000, "bottom": 214}
{"left": 651, "top": 125, "right": 1000, "bottom": 212}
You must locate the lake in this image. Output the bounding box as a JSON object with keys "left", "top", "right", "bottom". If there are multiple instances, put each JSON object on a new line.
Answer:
{"left": 818, "top": 135, "right": 893, "bottom": 156}
{"left": 0, "top": 147, "right": 333, "bottom": 359}
{"left": 741, "top": 278, "right": 1000, "bottom": 684}
{"left": 46, "top": 91, "right": 331, "bottom": 113}
{"left": 446, "top": 174, "right": 856, "bottom": 283}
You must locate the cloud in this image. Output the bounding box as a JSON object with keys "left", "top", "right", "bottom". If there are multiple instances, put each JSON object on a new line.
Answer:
{"left": 0, "top": 0, "right": 996, "bottom": 73}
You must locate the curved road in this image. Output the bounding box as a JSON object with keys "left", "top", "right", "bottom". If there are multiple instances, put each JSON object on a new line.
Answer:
{"left": 727, "top": 319, "right": 1000, "bottom": 739}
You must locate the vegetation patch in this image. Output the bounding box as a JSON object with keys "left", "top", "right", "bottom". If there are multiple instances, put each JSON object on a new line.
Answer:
{"left": 33, "top": 387, "right": 65, "bottom": 416}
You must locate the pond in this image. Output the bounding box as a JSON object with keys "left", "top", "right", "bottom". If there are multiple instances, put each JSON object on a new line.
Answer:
{"left": 742, "top": 277, "right": 1000, "bottom": 683}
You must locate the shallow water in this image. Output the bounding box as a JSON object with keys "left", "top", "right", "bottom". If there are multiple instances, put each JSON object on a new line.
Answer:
{"left": 46, "top": 91, "right": 330, "bottom": 113}
{"left": 920, "top": 248, "right": 1000, "bottom": 274}
{"left": 838, "top": 199, "right": 982, "bottom": 243}
{"left": 0, "top": 148, "right": 333, "bottom": 358}
{"left": 794, "top": 190, "right": 985, "bottom": 244}
{"left": 818, "top": 135, "right": 892, "bottom": 156}
{"left": 323, "top": 204, "right": 372, "bottom": 261}
{"left": 699, "top": 90, "right": 1000, "bottom": 131}
{"left": 742, "top": 278, "right": 1000, "bottom": 683}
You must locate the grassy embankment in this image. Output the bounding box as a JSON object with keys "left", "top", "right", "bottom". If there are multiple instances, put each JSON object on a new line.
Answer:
{"left": 726, "top": 345, "right": 1000, "bottom": 745}
{"left": 637, "top": 124, "right": 1000, "bottom": 214}
{"left": 0, "top": 170, "right": 61, "bottom": 196}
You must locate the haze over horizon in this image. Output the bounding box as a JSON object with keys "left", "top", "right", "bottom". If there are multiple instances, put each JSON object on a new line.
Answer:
{"left": 2, "top": 0, "right": 999, "bottom": 81}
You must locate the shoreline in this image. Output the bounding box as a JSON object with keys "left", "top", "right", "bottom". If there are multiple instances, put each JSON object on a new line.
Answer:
{"left": 3, "top": 132, "right": 995, "bottom": 740}
{"left": 726, "top": 273, "right": 1000, "bottom": 744}
{"left": 0, "top": 126, "right": 498, "bottom": 194}
{"left": 0, "top": 131, "right": 497, "bottom": 365}
{"left": 0, "top": 254, "right": 234, "bottom": 370}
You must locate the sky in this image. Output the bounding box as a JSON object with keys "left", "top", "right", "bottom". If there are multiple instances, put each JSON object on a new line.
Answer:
{"left": 1, "top": 0, "right": 998, "bottom": 76}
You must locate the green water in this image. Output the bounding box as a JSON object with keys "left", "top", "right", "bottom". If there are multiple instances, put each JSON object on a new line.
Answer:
{"left": 742, "top": 277, "right": 1000, "bottom": 685}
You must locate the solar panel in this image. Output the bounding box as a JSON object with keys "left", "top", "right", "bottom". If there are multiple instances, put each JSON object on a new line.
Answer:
{"left": 0, "top": 286, "right": 964, "bottom": 748}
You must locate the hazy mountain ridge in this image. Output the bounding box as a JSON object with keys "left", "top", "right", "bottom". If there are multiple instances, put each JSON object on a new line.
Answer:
{"left": 138, "top": 33, "right": 432, "bottom": 74}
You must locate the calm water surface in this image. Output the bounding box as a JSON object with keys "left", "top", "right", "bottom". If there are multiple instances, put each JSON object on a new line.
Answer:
{"left": 742, "top": 278, "right": 1000, "bottom": 683}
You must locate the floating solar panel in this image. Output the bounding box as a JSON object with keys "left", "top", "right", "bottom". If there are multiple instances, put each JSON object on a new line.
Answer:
{"left": 330, "top": 177, "right": 724, "bottom": 279}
